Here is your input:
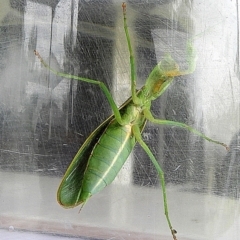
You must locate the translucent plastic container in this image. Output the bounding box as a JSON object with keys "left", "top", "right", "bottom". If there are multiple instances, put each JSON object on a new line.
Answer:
{"left": 0, "top": 0, "right": 239, "bottom": 239}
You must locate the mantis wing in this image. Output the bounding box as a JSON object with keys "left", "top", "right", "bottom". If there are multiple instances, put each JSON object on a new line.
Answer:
{"left": 57, "top": 113, "right": 115, "bottom": 207}
{"left": 57, "top": 96, "right": 143, "bottom": 207}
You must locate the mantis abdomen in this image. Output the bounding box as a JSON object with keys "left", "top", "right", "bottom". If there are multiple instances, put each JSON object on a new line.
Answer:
{"left": 57, "top": 101, "right": 146, "bottom": 208}
{"left": 80, "top": 120, "right": 135, "bottom": 201}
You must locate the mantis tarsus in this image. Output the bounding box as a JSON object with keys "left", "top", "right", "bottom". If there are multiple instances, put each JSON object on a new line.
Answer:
{"left": 35, "top": 2, "right": 228, "bottom": 240}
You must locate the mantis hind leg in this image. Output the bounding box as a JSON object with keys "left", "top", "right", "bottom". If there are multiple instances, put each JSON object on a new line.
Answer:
{"left": 132, "top": 125, "right": 178, "bottom": 240}
{"left": 34, "top": 51, "right": 124, "bottom": 125}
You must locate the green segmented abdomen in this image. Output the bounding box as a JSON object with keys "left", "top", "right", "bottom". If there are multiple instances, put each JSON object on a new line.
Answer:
{"left": 80, "top": 120, "right": 135, "bottom": 202}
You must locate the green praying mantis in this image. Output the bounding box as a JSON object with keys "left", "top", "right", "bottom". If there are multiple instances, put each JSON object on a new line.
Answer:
{"left": 35, "top": 2, "right": 228, "bottom": 240}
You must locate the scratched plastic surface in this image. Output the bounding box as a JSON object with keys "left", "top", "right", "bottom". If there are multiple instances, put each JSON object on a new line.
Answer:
{"left": 0, "top": 0, "right": 239, "bottom": 240}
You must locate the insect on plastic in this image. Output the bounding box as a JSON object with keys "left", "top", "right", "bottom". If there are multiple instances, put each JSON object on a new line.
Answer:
{"left": 34, "top": 2, "right": 228, "bottom": 240}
